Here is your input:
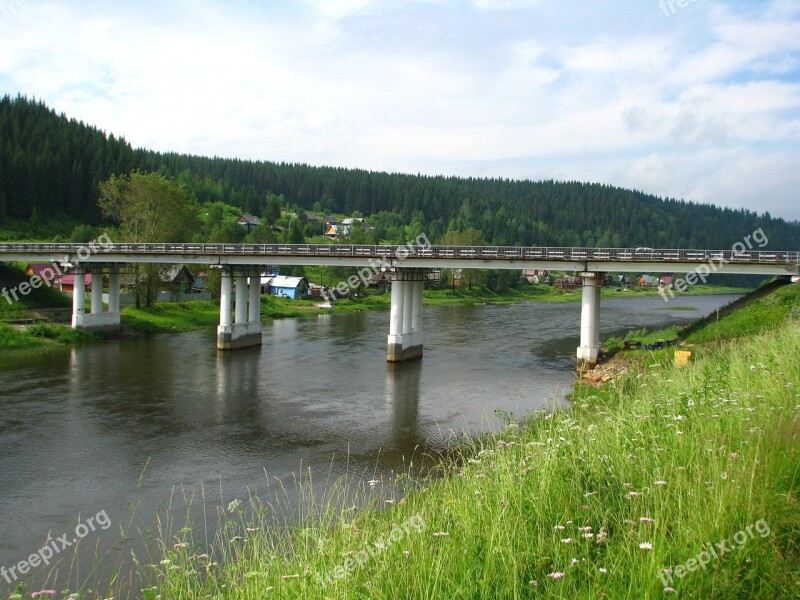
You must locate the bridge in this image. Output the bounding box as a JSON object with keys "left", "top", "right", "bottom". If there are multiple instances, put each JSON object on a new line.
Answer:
{"left": 2, "top": 242, "right": 798, "bottom": 367}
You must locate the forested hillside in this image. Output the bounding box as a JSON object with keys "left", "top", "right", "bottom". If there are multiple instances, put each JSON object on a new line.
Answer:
{"left": 2, "top": 94, "right": 799, "bottom": 249}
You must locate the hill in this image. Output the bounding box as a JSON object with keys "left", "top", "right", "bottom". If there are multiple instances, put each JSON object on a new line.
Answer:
{"left": 1, "top": 94, "right": 799, "bottom": 249}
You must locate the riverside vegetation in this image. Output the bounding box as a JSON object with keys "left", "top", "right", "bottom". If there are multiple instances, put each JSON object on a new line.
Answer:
{"left": 12, "top": 283, "right": 791, "bottom": 599}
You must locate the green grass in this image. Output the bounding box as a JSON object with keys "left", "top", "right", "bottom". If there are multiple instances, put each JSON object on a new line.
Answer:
{"left": 121, "top": 301, "right": 222, "bottom": 332}
{"left": 121, "top": 318, "right": 800, "bottom": 599}
{"left": 684, "top": 283, "right": 800, "bottom": 344}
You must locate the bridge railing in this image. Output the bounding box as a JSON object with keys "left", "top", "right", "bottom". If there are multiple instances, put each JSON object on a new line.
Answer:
{"left": 0, "top": 243, "right": 798, "bottom": 264}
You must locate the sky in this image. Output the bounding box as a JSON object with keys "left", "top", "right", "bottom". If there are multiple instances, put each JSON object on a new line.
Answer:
{"left": 1, "top": 0, "right": 799, "bottom": 221}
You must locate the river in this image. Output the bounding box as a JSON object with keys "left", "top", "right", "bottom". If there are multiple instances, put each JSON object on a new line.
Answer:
{"left": 0, "top": 294, "right": 739, "bottom": 594}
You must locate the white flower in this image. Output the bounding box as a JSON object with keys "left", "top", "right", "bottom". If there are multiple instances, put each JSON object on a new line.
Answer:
{"left": 639, "top": 542, "right": 653, "bottom": 550}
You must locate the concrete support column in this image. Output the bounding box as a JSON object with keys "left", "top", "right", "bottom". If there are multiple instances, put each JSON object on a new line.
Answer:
{"left": 402, "top": 277, "right": 414, "bottom": 335}
{"left": 234, "top": 272, "right": 248, "bottom": 325}
{"left": 90, "top": 270, "right": 104, "bottom": 315}
{"left": 248, "top": 272, "right": 261, "bottom": 323}
{"left": 411, "top": 279, "right": 423, "bottom": 346}
{"left": 217, "top": 266, "right": 263, "bottom": 351}
{"left": 387, "top": 270, "right": 424, "bottom": 362}
{"left": 389, "top": 279, "right": 404, "bottom": 337}
{"left": 71, "top": 267, "right": 86, "bottom": 328}
{"left": 593, "top": 281, "right": 602, "bottom": 349}
{"left": 577, "top": 272, "right": 601, "bottom": 369}
{"left": 108, "top": 271, "right": 121, "bottom": 315}
{"left": 220, "top": 268, "right": 233, "bottom": 328}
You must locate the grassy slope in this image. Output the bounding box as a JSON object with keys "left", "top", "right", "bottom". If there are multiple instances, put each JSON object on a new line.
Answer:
{"left": 130, "top": 286, "right": 800, "bottom": 599}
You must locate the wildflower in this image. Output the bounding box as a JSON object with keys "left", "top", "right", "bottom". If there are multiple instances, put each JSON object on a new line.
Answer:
{"left": 160, "top": 559, "right": 172, "bottom": 566}
{"left": 655, "top": 481, "right": 668, "bottom": 486}
{"left": 281, "top": 574, "right": 300, "bottom": 580}
{"left": 227, "top": 499, "right": 241, "bottom": 512}
{"left": 433, "top": 532, "right": 450, "bottom": 537}
{"left": 730, "top": 452, "right": 739, "bottom": 459}
{"left": 529, "top": 579, "right": 538, "bottom": 586}
{"left": 578, "top": 526, "right": 592, "bottom": 532}
{"left": 582, "top": 533, "right": 594, "bottom": 539}
{"left": 571, "top": 558, "right": 579, "bottom": 566}
{"left": 664, "top": 587, "right": 676, "bottom": 593}
{"left": 640, "top": 517, "right": 655, "bottom": 523}
{"left": 599, "top": 567, "right": 608, "bottom": 573}
{"left": 246, "top": 527, "right": 261, "bottom": 533}
{"left": 639, "top": 542, "right": 653, "bottom": 550}
{"left": 31, "top": 593, "right": 57, "bottom": 599}
{"left": 627, "top": 491, "right": 642, "bottom": 498}
{"left": 173, "top": 542, "right": 189, "bottom": 549}
{"left": 368, "top": 479, "right": 380, "bottom": 487}
{"left": 561, "top": 538, "right": 573, "bottom": 544}
{"left": 553, "top": 525, "right": 566, "bottom": 530}
{"left": 547, "top": 572, "right": 565, "bottom": 580}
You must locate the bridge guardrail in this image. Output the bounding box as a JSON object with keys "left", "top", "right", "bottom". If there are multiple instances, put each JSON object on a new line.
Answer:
{"left": 0, "top": 243, "right": 798, "bottom": 265}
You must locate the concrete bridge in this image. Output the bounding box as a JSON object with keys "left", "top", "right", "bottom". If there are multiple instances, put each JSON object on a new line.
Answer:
{"left": 2, "top": 242, "right": 798, "bottom": 367}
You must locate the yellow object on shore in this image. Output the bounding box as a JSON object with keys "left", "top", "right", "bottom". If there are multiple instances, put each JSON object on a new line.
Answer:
{"left": 675, "top": 350, "right": 692, "bottom": 367}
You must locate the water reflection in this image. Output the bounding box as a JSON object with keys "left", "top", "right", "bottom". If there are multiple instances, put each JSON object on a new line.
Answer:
{"left": 385, "top": 361, "right": 421, "bottom": 447}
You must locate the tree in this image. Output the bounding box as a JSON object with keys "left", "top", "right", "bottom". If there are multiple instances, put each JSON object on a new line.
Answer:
{"left": 286, "top": 218, "right": 305, "bottom": 244}
{"left": 98, "top": 172, "right": 199, "bottom": 307}
{"left": 438, "top": 228, "right": 488, "bottom": 290}
{"left": 98, "top": 172, "right": 198, "bottom": 243}
{"left": 263, "top": 193, "right": 282, "bottom": 225}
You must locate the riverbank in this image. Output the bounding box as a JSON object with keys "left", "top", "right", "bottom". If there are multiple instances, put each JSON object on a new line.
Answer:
{"left": 120, "top": 284, "right": 799, "bottom": 598}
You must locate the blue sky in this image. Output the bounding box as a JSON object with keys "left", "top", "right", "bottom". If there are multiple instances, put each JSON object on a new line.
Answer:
{"left": 1, "top": 0, "right": 799, "bottom": 220}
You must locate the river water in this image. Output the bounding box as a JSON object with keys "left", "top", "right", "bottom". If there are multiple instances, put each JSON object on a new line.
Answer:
{"left": 0, "top": 294, "right": 738, "bottom": 594}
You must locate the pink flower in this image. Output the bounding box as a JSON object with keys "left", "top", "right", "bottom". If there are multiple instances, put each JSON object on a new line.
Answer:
{"left": 31, "top": 593, "right": 57, "bottom": 599}
{"left": 547, "top": 572, "right": 565, "bottom": 580}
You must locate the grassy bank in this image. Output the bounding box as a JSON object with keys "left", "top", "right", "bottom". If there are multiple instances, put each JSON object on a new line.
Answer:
{"left": 112, "top": 287, "right": 799, "bottom": 599}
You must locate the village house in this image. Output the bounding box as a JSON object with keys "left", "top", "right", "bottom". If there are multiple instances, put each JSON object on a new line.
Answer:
{"left": 262, "top": 275, "right": 309, "bottom": 299}
{"left": 237, "top": 214, "right": 261, "bottom": 231}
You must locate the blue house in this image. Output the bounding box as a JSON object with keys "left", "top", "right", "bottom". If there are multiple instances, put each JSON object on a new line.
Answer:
{"left": 265, "top": 275, "right": 309, "bottom": 299}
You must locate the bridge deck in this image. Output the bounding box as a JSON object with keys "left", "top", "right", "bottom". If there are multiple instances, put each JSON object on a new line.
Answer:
{"left": 1, "top": 243, "right": 798, "bottom": 275}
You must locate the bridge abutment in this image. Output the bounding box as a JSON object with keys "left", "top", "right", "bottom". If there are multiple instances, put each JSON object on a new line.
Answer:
{"left": 71, "top": 265, "right": 122, "bottom": 330}
{"left": 387, "top": 269, "right": 425, "bottom": 362}
{"left": 217, "top": 267, "right": 263, "bottom": 350}
{"left": 576, "top": 272, "right": 602, "bottom": 369}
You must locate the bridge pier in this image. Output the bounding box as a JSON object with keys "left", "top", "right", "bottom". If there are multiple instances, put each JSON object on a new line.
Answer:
{"left": 576, "top": 272, "right": 602, "bottom": 369}
{"left": 217, "top": 267, "right": 263, "bottom": 350}
{"left": 387, "top": 269, "right": 425, "bottom": 362}
{"left": 71, "top": 265, "right": 122, "bottom": 330}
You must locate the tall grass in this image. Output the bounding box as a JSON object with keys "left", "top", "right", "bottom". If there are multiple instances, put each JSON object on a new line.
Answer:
{"left": 132, "top": 317, "right": 799, "bottom": 599}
